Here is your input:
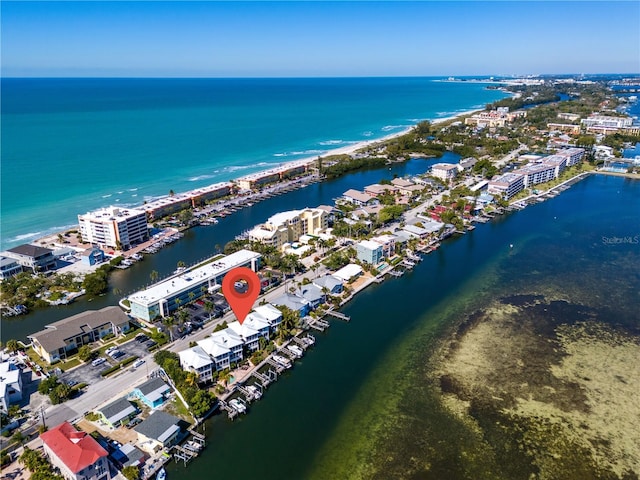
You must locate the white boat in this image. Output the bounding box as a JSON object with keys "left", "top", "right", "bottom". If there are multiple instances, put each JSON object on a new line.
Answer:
{"left": 156, "top": 468, "right": 166, "bottom": 480}
{"left": 185, "top": 440, "right": 202, "bottom": 452}
{"left": 287, "top": 345, "right": 304, "bottom": 357}
{"left": 229, "top": 398, "right": 247, "bottom": 414}
{"left": 272, "top": 355, "right": 292, "bottom": 368}
{"left": 246, "top": 385, "right": 262, "bottom": 399}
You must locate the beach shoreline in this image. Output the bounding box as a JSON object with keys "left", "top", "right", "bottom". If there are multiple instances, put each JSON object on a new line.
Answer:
{"left": 24, "top": 108, "right": 482, "bottom": 252}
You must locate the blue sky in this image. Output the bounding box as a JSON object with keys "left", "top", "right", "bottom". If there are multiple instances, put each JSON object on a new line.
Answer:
{"left": 2, "top": 1, "right": 638, "bottom": 77}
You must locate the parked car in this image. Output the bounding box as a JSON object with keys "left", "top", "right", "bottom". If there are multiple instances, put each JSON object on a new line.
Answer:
{"left": 135, "top": 334, "right": 149, "bottom": 343}
{"left": 91, "top": 357, "right": 107, "bottom": 367}
{"left": 132, "top": 359, "right": 145, "bottom": 368}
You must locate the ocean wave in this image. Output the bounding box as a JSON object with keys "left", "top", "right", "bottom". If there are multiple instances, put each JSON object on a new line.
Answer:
{"left": 117, "top": 191, "right": 124, "bottom": 194}
{"left": 318, "top": 139, "right": 345, "bottom": 146}
{"left": 8, "top": 231, "right": 45, "bottom": 243}
{"left": 188, "top": 174, "right": 217, "bottom": 182}
{"left": 274, "top": 149, "right": 325, "bottom": 157}
{"left": 128, "top": 188, "right": 138, "bottom": 192}
{"left": 225, "top": 165, "right": 254, "bottom": 173}
{"left": 381, "top": 124, "right": 410, "bottom": 132}
{"left": 101, "top": 194, "right": 112, "bottom": 198}
{"left": 362, "top": 131, "right": 373, "bottom": 137}
{"left": 131, "top": 194, "right": 138, "bottom": 197}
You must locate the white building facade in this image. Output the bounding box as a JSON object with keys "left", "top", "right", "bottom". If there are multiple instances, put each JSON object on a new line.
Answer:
{"left": 78, "top": 206, "right": 149, "bottom": 250}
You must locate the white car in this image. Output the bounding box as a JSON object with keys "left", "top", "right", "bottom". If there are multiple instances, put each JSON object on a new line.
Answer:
{"left": 132, "top": 359, "right": 145, "bottom": 368}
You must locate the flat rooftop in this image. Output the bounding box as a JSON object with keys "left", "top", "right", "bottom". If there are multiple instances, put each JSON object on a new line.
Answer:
{"left": 128, "top": 249, "right": 261, "bottom": 306}
{"left": 79, "top": 206, "right": 146, "bottom": 221}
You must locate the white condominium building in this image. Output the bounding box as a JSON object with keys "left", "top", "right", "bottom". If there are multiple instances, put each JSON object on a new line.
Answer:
{"left": 247, "top": 208, "right": 328, "bottom": 250}
{"left": 487, "top": 173, "right": 525, "bottom": 199}
{"left": 430, "top": 163, "right": 459, "bottom": 182}
{"left": 513, "top": 162, "right": 557, "bottom": 187}
{"left": 78, "top": 206, "right": 149, "bottom": 250}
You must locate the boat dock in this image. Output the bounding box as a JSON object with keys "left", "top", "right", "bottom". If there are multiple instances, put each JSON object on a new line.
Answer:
{"left": 324, "top": 310, "right": 351, "bottom": 322}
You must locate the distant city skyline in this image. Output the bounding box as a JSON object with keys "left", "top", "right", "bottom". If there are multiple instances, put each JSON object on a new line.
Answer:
{"left": 1, "top": 1, "right": 639, "bottom": 77}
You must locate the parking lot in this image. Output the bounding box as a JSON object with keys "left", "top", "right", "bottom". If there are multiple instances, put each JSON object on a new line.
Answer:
{"left": 60, "top": 336, "right": 155, "bottom": 386}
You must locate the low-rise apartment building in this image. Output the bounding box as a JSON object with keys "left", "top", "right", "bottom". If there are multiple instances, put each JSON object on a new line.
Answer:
{"left": 247, "top": 208, "right": 328, "bottom": 250}
{"left": 29, "top": 307, "right": 130, "bottom": 364}
{"left": 127, "top": 249, "right": 261, "bottom": 322}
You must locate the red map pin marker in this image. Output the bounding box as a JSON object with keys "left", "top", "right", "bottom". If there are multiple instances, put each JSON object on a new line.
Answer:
{"left": 221, "top": 267, "right": 261, "bottom": 325}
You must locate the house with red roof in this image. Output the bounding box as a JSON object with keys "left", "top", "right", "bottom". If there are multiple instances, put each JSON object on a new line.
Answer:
{"left": 40, "top": 421, "right": 112, "bottom": 480}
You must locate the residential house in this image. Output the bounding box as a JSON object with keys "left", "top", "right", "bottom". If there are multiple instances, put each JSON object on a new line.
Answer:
{"left": 134, "top": 411, "right": 182, "bottom": 452}
{"left": 371, "top": 234, "right": 397, "bottom": 258}
{"left": 132, "top": 378, "right": 171, "bottom": 409}
{"left": 97, "top": 397, "right": 137, "bottom": 429}
{"left": 178, "top": 346, "right": 214, "bottom": 383}
{"left": 271, "top": 293, "right": 311, "bottom": 317}
{"left": 3, "top": 244, "right": 56, "bottom": 273}
{"left": 252, "top": 304, "right": 283, "bottom": 333}
{"left": 111, "top": 443, "right": 147, "bottom": 470}
{"left": 295, "top": 284, "right": 326, "bottom": 309}
{"left": 356, "top": 240, "right": 384, "bottom": 265}
{"left": 227, "top": 317, "right": 270, "bottom": 352}
{"left": 0, "top": 257, "right": 22, "bottom": 280}
{"left": 41, "top": 422, "right": 111, "bottom": 480}
{"left": 341, "top": 189, "right": 379, "bottom": 207}
{"left": 29, "top": 307, "right": 131, "bottom": 364}
{"left": 402, "top": 224, "right": 429, "bottom": 239}
{"left": 80, "top": 247, "right": 105, "bottom": 266}
{"left": 312, "top": 275, "right": 344, "bottom": 295}
{"left": 0, "top": 361, "right": 23, "bottom": 413}
{"left": 364, "top": 184, "right": 398, "bottom": 197}
{"left": 332, "top": 264, "right": 363, "bottom": 283}
{"left": 197, "top": 329, "right": 244, "bottom": 371}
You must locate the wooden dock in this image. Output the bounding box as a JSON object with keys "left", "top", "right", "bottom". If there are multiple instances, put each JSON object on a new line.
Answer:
{"left": 325, "top": 310, "right": 351, "bottom": 322}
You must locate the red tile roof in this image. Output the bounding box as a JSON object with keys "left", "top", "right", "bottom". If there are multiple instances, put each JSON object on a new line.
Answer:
{"left": 40, "top": 422, "right": 107, "bottom": 473}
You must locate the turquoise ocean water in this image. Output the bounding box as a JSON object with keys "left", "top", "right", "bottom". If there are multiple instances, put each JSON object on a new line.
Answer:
{"left": 0, "top": 77, "right": 505, "bottom": 250}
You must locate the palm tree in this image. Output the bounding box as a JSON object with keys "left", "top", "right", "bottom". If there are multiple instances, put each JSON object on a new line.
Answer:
{"left": 204, "top": 300, "right": 214, "bottom": 320}
{"left": 177, "top": 260, "right": 186, "bottom": 269}
{"left": 219, "top": 370, "right": 231, "bottom": 389}
{"left": 177, "top": 308, "right": 189, "bottom": 326}
{"left": 150, "top": 270, "right": 159, "bottom": 284}
{"left": 185, "top": 372, "right": 199, "bottom": 388}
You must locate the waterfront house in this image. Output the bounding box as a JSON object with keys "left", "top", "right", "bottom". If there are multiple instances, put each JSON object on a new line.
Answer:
{"left": 341, "top": 189, "right": 379, "bottom": 207}
{"left": 3, "top": 244, "right": 56, "bottom": 273}
{"left": 402, "top": 224, "right": 430, "bottom": 239}
{"left": 227, "top": 317, "right": 270, "bottom": 352}
{"left": 41, "top": 422, "right": 111, "bottom": 480}
{"left": 356, "top": 240, "right": 384, "bottom": 265}
{"left": 312, "top": 275, "right": 344, "bottom": 295}
{"left": 332, "top": 264, "right": 363, "bottom": 283}
{"left": 252, "top": 304, "right": 284, "bottom": 333}
{"left": 132, "top": 378, "right": 170, "bottom": 409}
{"left": 295, "top": 284, "right": 326, "bottom": 309}
{"left": 78, "top": 206, "right": 149, "bottom": 251}
{"left": 97, "top": 397, "right": 137, "bottom": 429}
{"left": 111, "top": 443, "right": 147, "bottom": 470}
{"left": 134, "top": 411, "right": 182, "bottom": 452}
{"left": 29, "top": 306, "right": 131, "bottom": 364}
{"left": 127, "top": 249, "right": 261, "bottom": 322}
{"left": 271, "top": 293, "right": 311, "bottom": 317}
{"left": 197, "top": 328, "right": 244, "bottom": 370}
{"left": 371, "top": 234, "right": 397, "bottom": 258}
{"left": 178, "top": 346, "right": 214, "bottom": 383}
{"left": 0, "top": 257, "right": 22, "bottom": 280}
{"left": 0, "top": 361, "right": 23, "bottom": 413}
{"left": 364, "top": 184, "right": 398, "bottom": 197}
{"left": 81, "top": 247, "right": 105, "bottom": 266}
